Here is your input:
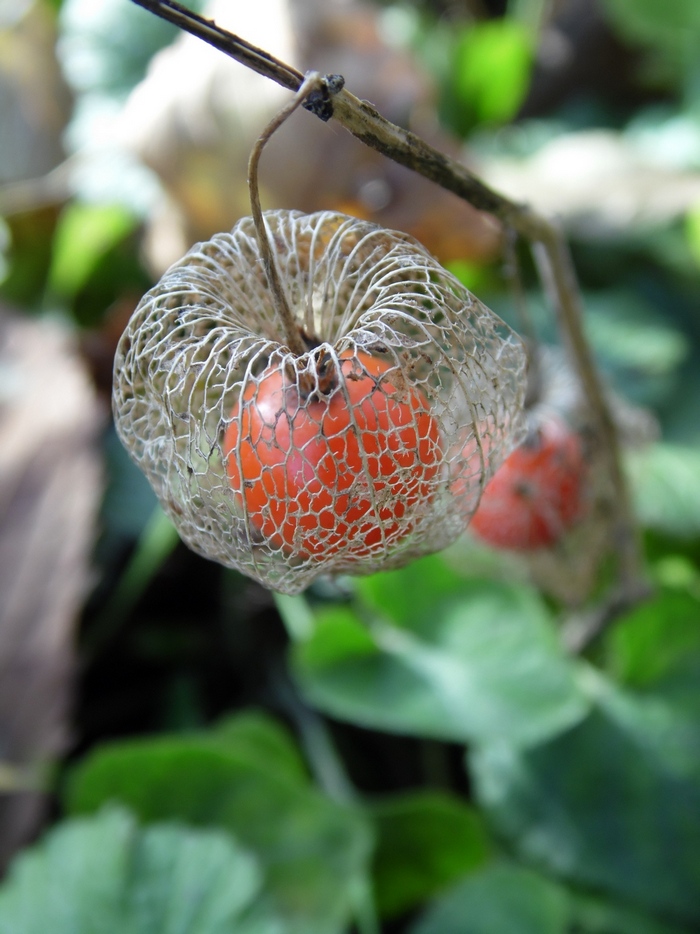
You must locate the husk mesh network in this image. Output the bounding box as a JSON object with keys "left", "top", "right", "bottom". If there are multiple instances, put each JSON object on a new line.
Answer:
{"left": 113, "top": 210, "right": 526, "bottom": 594}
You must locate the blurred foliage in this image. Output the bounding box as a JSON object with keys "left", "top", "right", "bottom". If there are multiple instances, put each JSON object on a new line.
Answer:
{"left": 0, "top": 808, "right": 271, "bottom": 934}
{"left": 447, "top": 20, "right": 535, "bottom": 134}
{"left": 410, "top": 863, "right": 571, "bottom": 934}
{"left": 471, "top": 678, "right": 700, "bottom": 924}
{"left": 65, "top": 713, "right": 373, "bottom": 934}
{"left": 599, "top": 0, "right": 700, "bottom": 89}
{"left": 606, "top": 582, "right": 700, "bottom": 691}
{"left": 47, "top": 200, "right": 138, "bottom": 302}
{"left": 57, "top": 0, "right": 194, "bottom": 99}
{"left": 370, "top": 791, "right": 491, "bottom": 918}
{"left": 283, "top": 557, "right": 590, "bottom": 747}
{"left": 1, "top": 0, "right": 700, "bottom": 932}
{"left": 626, "top": 444, "right": 700, "bottom": 536}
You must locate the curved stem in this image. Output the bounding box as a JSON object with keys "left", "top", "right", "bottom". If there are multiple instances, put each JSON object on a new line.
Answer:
{"left": 531, "top": 233, "right": 647, "bottom": 616}
{"left": 248, "top": 73, "right": 324, "bottom": 357}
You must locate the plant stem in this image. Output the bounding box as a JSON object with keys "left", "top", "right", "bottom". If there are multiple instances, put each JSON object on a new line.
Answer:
{"left": 531, "top": 234, "right": 645, "bottom": 607}
{"left": 247, "top": 73, "right": 323, "bottom": 357}
{"left": 131, "top": 0, "right": 304, "bottom": 91}
{"left": 127, "top": 1, "right": 551, "bottom": 233}
{"left": 129, "top": 0, "right": 649, "bottom": 638}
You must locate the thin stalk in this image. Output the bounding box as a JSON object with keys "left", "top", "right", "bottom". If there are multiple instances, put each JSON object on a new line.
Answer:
{"left": 128, "top": 0, "right": 530, "bottom": 225}
{"left": 531, "top": 234, "right": 643, "bottom": 597}
{"left": 130, "top": 0, "right": 303, "bottom": 91}
{"left": 502, "top": 231, "right": 541, "bottom": 408}
{"left": 247, "top": 73, "right": 324, "bottom": 356}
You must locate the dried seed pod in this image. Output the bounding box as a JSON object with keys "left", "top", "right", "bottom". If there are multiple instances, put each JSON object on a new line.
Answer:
{"left": 113, "top": 210, "right": 526, "bottom": 594}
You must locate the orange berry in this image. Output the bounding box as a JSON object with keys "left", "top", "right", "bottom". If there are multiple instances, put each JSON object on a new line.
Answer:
{"left": 224, "top": 350, "right": 441, "bottom": 558}
{"left": 469, "top": 415, "right": 587, "bottom": 550}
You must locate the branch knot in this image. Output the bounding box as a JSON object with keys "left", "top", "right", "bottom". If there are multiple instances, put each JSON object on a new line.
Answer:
{"left": 302, "top": 73, "right": 345, "bottom": 121}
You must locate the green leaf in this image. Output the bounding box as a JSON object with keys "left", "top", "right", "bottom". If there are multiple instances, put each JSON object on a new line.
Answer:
{"left": 626, "top": 443, "right": 700, "bottom": 537}
{"left": 685, "top": 200, "right": 700, "bottom": 266}
{"left": 211, "top": 711, "right": 309, "bottom": 786}
{"left": 47, "top": 201, "right": 138, "bottom": 301}
{"left": 409, "top": 863, "right": 570, "bottom": 934}
{"left": 470, "top": 676, "right": 700, "bottom": 924}
{"left": 355, "top": 554, "right": 472, "bottom": 630}
{"left": 292, "top": 558, "right": 589, "bottom": 747}
{"left": 65, "top": 727, "right": 372, "bottom": 934}
{"left": 0, "top": 807, "right": 269, "bottom": 934}
{"left": 569, "top": 890, "right": 696, "bottom": 934}
{"left": 371, "top": 791, "right": 491, "bottom": 918}
{"left": 584, "top": 292, "right": 688, "bottom": 379}
{"left": 409, "top": 861, "right": 695, "bottom": 934}
{"left": 600, "top": 0, "right": 700, "bottom": 86}
{"left": 454, "top": 20, "right": 533, "bottom": 125}
{"left": 605, "top": 585, "right": 700, "bottom": 690}
{"left": 290, "top": 606, "right": 377, "bottom": 667}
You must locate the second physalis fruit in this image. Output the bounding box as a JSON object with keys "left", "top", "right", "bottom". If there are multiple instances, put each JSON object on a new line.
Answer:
{"left": 470, "top": 414, "right": 588, "bottom": 550}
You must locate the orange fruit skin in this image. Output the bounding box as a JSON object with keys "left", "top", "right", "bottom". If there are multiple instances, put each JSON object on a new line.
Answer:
{"left": 224, "top": 351, "right": 441, "bottom": 558}
{"left": 469, "top": 415, "right": 586, "bottom": 551}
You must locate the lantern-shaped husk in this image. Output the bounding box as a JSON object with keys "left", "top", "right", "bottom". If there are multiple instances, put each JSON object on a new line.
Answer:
{"left": 113, "top": 210, "right": 526, "bottom": 593}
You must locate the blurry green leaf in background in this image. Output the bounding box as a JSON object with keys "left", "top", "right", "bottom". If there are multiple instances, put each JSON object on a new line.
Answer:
{"left": 452, "top": 20, "right": 534, "bottom": 131}
{"left": 626, "top": 444, "right": 700, "bottom": 538}
{"left": 409, "top": 862, "right": 695, "bottom": 934}
{"left": 370, "top": 791, "right": 491, "bottom": 919}
{"left": 65, "top": 713, "right": 372, "bottom": 934}
{"left": 684, "top": 200, "right": 700, "bottom": 266}
{"left": 470, "top": 677, "right": 700, "bottom": 926}
{"left": 47, "top": 200, "right": 138, "bottom": 302}
{"left": 599, "top": 0, "right": 700, "bottom": 88}
{"left": 410, "top": 863, "right": 570, "bottom": 934}
{"left": 583, "top": 291, "right": 689, "bottom": 398}
{"left": 211, "top": 711, "right": 311, "bottom": 787}
{"left": 286, "top": 555, "right": 590, "bottom": 748}
{"left": 606, "top": 584, "right": 700, "bottom": 692}
{"left": 0, "top": 807, "right": 270, "bottom": 934}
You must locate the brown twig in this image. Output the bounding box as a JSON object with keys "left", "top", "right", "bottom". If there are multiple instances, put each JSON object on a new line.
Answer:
{"left": 129, "top": 0, "right": 648, "bottom": 647}
{"left": 129, "top": 0, "right": 532, "bottom": 224}
{"left": 531, "top": 233, "right": 644, "bottom": 608}
{"left": 130, "top": 0, "right": 304, "bottom": 91}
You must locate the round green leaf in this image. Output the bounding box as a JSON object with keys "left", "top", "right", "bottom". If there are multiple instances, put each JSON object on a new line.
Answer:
{"left": 0, "top": 807, "right": 265, "bottom": 934}
{"left": 605, "top": 585, "right": 700, "bottom": 690}
{"left": 410, "top": 863, "right": 569, "bottom": 934}
{"left": 212, "top": 711, "right": 309, "bottom": 786}
{"left": 470, "top": 679, "right": 700, "bottom": 924}
{"left": 626, "top": 443, "right": 700, "bottom": 538}
{"left": 289, "top": 560, "right": 589, "bottom": 748}
{"left": 65, "top": 725, "right": 372, "bottom": 934}
{"left": 47, "top": 201, "right": 138, "bottom": 301}
{"left": 371, "top": 791, "right": 491, "bottom": 918}
{"left": 454, "top": 21, "right": 533, "bottom": 125}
